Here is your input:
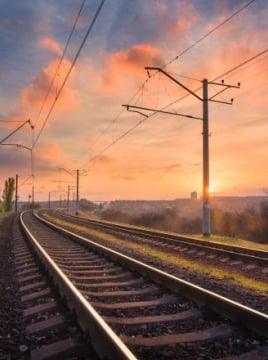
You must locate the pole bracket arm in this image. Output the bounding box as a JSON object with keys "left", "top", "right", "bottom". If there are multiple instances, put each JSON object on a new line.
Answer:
{"left": 145, "top": 67, "right": 203, "bottom": 101}
{"left": 122, "top": 105, "right": 148, "bottom": 118}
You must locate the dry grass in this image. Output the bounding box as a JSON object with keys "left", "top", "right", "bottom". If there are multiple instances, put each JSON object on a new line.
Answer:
{"left": 77, "top": 211, "right": 268, "bottom": 252}
{"left": 44, "top": 213, "right": 268, "bottom": 294}
{"left": 195, "top": 234, "right": 268, "bottom": 251}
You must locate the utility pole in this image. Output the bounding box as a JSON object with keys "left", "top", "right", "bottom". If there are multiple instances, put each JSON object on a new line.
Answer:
{"left": 15, "top": 174, "right": 18, "bottom": 212}
{"left": 76, "top": 169, "right": 79, "bottom": 215}
{"left": 123, "top": 68, "right": 240, "bottom": 236}
{"left": 58, "top": 168, "right": 87, "bottom": 216}
{"left": 31, "top": 149, "right": 35, "bottom": 209}
{"left": 67, "top": 186, "right": 70, "bottom": 213}
{"left": 202, "top": 79, "right": 210, "bottom": 235}
{"left": 67, "top": 185, "right": 75, "bottom": 213}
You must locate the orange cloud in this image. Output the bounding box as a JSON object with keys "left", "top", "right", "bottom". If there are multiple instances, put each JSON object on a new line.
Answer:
{"left": 21, "top": 58, "right": 79, "bottom": 111}
{"left": 39, "top": 37, "right": 62, "bottom": 55}
{"left": 175, "top": 2, "right": 200, "bottom": 32}
{"left": 146, "top": 0, "right": 199, "bottom": 47}
{"left": 102, "top": 44, "right": 165, "bottom": 91}
{"left": 90, "top": 155, "right": 115, "bottom": 166}
{"left": 36, "top": 143, "right": 61, "bottom": 164}
{"left": 0, "top": 114, "right": 31, "bottom": 130}
{"left": 2, "top": 57, "right": 80, "bottom": 141}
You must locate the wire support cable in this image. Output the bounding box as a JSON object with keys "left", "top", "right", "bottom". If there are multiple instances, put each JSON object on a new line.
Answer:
{"left": 85, "top": 0, "right": 256, "bottom": 156}
{"left": 153, "top": 47, "right": 268, "bottom": 115}
{"left": 33, "top": 0, "right": 86, "bottom": 131}
{"left": 162, "top": 0, "right": 257, "bottom": 70}
{"left": 84, "top": 46, "right": 268, "bottom": 166}
{"left": 33, "top": 0, "right": 106, "bottom": 149}
{"left": 128, "top": 0, "right": 257, "bottom": 101}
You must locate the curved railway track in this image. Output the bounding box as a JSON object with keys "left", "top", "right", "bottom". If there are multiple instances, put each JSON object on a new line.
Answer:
{"left": 13, "top": 214, "right": 100, "bottom": 359}
{"left": 18, "top": 210, "right": 268, "bottom": 359}
{"left": 55, "top": 211, "right": 268, "bottom": 266}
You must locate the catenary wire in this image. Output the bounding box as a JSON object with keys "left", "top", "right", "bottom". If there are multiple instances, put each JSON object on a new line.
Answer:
{"left": 162, "top": 0, "right": 257, "bottom": 70}
{"left": 81, "top": 0, "right": 257, "bottom": 166}
{"left": 84, "top": 46, "right": 268, "bottom": 167}
{"left": 33, "top": 0, "right": 86, "bottom": 130}
{"left": 33, "top": 0, "right": 106, "bottom": 149}
{"left": 80, "top": 0, "right": 256, "bottom": 162}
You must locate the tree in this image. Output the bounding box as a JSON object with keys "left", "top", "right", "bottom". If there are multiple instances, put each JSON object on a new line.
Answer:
{"left": 2, "top": 177, "right": 15, "bottom": 212}
{"left": 259, "top": 200, "right": 268, "bottom": 243}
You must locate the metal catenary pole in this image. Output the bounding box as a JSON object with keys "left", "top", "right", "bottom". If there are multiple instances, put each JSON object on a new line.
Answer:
{"left": 202, "top": 79, "right": 210, "bottom": 235}
{"left": 123, "top": 68, "right": 239, "bottom": 237}
{"left": 15, "top": 174, "right": 18, "bottom": 212}
{"left": 76, "top": 169, "right": 79, "bottom": 215}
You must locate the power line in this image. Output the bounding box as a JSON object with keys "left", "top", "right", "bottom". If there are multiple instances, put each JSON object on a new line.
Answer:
{"left": 134, "top": 0, "right": 257, "bottom": 94}
{"left": 154, "top": 47, "right": 268, "bottom": 114}
{"left": 85, "top": 116, "right": 148, "bottom": 167}
{"left": 33, "top": 0, "right": 86, "bottom": 131}
{"left": 162, "top": 0, "right": 257, "bottom": 70}
{"left": 81, "top": 0, "right": 255, "bottom": 165}
{"left": 213, "top": 48, "right": 268, "bottom": 81}
{"left": 222, "top": 53, "right": 268, "bottom": 81}
{"left": 33, "top": 0, "right": 106, "bottom": 149}
{"left": 84, "top": 46, "right": 268, "bottom": 166}
{"left": 84, "top": 48, "right": 268, "bottom": 167}
{"left": 0, "top": 120, "right": 25, "bottom": 123}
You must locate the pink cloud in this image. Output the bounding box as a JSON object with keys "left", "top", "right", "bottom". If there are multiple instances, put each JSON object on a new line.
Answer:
{"left": 37, "top": 142, "right": 61, "bottom": 163}
{"left": 175, "top": 2, "right": 200, "bottom": 32}
{"left": 101, "top": 44, "right": 165, "bottom": 91}
{"left": 90, "top": 155, "right": 115, "bottom": 166}
{"left": 145, "top": 0, "right": 200, "bottom": 46}
{"left": 39, "top": 37, "right": 62, "bottom": 55}
{"left": 1, "top": 58, "right": 80, "bottom": 144}
{"left": 21, "top": 58, "right": 79, "bottom": 111}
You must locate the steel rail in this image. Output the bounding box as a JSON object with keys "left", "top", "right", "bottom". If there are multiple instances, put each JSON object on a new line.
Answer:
{"left": 19, "top": 211, "right": 138, "bottom": 360}
{"left": 56, "top": 211, "right": 268, "bottom": 263}
{"left": 34, "top": 211, "right": 268, "bottom": 337}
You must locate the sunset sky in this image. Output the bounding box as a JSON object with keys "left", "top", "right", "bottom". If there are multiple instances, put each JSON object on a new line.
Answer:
{"left": 0, "top": 0, "right": 268, "bottom": 203}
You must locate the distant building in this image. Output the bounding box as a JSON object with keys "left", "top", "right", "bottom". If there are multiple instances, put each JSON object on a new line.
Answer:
{"left": 190, "top": 191, "right": 198, "bottom": 200}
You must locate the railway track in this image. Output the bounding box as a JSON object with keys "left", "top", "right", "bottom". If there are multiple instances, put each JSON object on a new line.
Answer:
{"left": 13, "top": 214, "right": 100, "bottom": 359}
{"left": 18, "top": 210, "right": 268, "bottom": 359}
{"left": 53, "top": 211, "right": 268, "bottom": 269}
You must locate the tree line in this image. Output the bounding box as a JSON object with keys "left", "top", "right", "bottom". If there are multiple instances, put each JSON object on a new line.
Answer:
{"left": 0, "top": 177, "right": 15, "bottom": 212}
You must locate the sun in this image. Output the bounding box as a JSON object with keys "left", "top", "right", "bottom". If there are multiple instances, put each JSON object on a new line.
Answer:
{"left": 209, "top": 185, "right": 215, "bottom": 193}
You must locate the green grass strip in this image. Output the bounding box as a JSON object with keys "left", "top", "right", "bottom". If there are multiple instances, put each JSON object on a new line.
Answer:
{"left": 45, "top": 214, "right": 268, "bottom": 294}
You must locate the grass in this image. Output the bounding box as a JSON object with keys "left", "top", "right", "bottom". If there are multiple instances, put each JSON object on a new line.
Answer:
{"left": 76, "top": 210, "right": 268, "bottom": 252}
{"left": 44, "top": 213, "right": 268, "bottom": 294}
{"left": 194, "top": 234, "right": 268, "bottom": 251}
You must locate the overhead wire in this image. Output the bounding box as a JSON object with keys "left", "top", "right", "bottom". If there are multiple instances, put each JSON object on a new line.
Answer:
{"left": 153, "top": 47, "right": 268, "bottom": 114}
{"left": 33, "top": 0, "right": 86, "bottom": 131}
{"left": 161, "top": 0, "right": 257, "bottom": 70}
{"left": 85, "top": 46, "right": 268, "bottom": 166}
{"left": 213, "top": 48, "right": 268, "bottom": 82}
{"left": 81, "top": 0, "right": 258, "bottom": 167}
{"left": 221, "top": 53, "right": 268, "bottom": 80}
{"left": 33, "top": 0, "right": 106, "bottom": 149}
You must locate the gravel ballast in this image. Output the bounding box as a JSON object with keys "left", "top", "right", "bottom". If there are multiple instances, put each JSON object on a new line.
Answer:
{"left": 0, "top": 214, "right": 26, "bottom": 359}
